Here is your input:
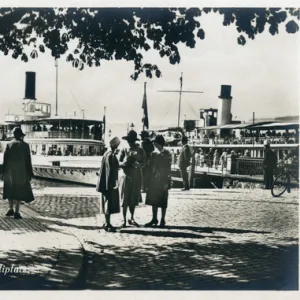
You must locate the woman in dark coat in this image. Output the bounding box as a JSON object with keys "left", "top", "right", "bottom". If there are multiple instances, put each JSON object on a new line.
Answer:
{"left": 145, "top": 135, "right": 172, "bottom": 228}
{"left": 2, "top": 127, "right": 34, "bottom": 219}
{"left": 96, "top": 137, "right": 121, "bottom": 232}
{"left": 119, "top": 130, "right": 146, "bottom": 228}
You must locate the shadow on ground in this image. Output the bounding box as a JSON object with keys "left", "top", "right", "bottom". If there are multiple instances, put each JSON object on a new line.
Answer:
{"left": 84, "top": 241, "right": 298, "bottom": 290}
{"left": 0, "top": 247, "right": 82, "bottom": 290}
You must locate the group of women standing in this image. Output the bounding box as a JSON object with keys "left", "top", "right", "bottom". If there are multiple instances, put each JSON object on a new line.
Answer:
{"left": 96, "top": 130, "right": 172, "bottom": 232}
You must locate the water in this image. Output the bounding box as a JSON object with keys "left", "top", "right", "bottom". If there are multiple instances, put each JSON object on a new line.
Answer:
{"left": 0, "top": 178, "right": 82, "bottom": 192}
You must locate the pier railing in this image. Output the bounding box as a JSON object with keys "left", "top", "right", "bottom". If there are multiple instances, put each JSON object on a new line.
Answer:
{"left": 233, "top": 158, "right": 264, "bottom": 176}
{"left": 171, "top": 153, "right": 266, "bottom": 177}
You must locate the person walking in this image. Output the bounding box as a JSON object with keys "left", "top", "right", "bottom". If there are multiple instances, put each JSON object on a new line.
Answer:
{"left": 96, "top": 137, "right": 121, "bottom": 232}
{"left": 119, "top": 130, "right": 146, "bottom": 228}
{"left": 178, "top": 136, "right": 192, "bottom": 191}
{"left": 1, "top": 127, "right": 34, "bottom": 219}
{"left": 263, "top": 140, "right": 277, "bottom": 189}
{"left": 145, "top": 135, "right": 172, "bottom": 228}
{"left": 140, "top": 131, "right": 155, "bottom": 193}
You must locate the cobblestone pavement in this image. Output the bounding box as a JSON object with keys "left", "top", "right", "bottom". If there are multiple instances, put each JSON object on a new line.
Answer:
{"left": 0, "top": 199, "right": 84, "bottom": 289}
{"left": 19, "top": 186, "right": 299, "bottom": 290}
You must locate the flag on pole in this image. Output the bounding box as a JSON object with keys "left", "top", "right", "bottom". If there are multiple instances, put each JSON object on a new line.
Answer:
{"left": 180, "top": 73, "right": 183, "bottom": 90}
{"left": 103, "top": 107, "right": 106, "bottom": 134}
{"left": 142, "top": 82, "right": 149, "bottom": 129}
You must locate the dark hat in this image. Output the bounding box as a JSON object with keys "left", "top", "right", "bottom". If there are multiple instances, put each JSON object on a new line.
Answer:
{"left": 122, "top": 130, "right": 140, "bottom": 142}
{"left": 153, "top": 134, "right": 165, "bottom": 146}
{"left": 13, "top": 127, "right": 25, "bottom": 137}
{"left": 182, "top": 136, "right": 188, "bottom": 142}
{"left": 140, "top": 131, "right": 150, "bottom": 139}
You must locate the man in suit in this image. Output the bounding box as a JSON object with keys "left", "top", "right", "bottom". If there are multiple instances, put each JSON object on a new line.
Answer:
{"left": 263, "top": 140, "right": 277, "bottom": 189}
{"left": 178, "top": 136, "right": 192, "bottom": 191}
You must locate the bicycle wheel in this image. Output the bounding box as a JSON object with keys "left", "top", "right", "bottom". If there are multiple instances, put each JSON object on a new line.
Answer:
{"left": 271, "top": 173, "right": 289, "bottom": 197}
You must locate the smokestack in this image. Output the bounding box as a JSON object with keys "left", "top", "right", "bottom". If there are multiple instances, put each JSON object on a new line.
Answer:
{"left": 24, "top": 72, "right": 36, "bottom": 100}
{"left": 217, "top": 85, "right": 233, "bottom": 126}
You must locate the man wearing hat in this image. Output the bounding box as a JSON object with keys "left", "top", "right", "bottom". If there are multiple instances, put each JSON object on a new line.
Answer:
{"left": 96, "top": 137, "right": 121, "bottom": 232}
{"left": 263, "top": 140, "right": 277, "bottom": 189}
{"left": 178, "top": 135, "right": 192, "bottom": 191}
{"left": 119, "top": 130, "right": 146, "bottom": 227}
{"left": 1, "top": 127, "right": 34, "bottom": 219}
{"left": 140, "top": 131, "right": 155, "bottom": 193}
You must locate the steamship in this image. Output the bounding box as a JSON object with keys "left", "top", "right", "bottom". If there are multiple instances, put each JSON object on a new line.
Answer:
{"left": 0, "top": 71, "right": 105, "bottom": 186}
{"left": 0, "top": 73, "right": 298, "bottom": 187}
{"left": 156, "top": 84, "right": 299, "bottom": 161}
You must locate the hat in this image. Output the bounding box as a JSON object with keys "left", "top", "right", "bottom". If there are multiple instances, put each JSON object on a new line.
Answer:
{"left": 109, "top": 137, "right": 121, "bottom": 148}
{"left": 13, "top": 127, "right": 25, "bottom": 137}
{"left": 140, "top": 131, "right": 150, "bottom": 140}
{"left": 153, "top": 134, "right": 165, "bottom": 146}
{"left": 122, "top": 130, "right": 140, "bottom": 142}
{"left": 182, "top": 136, "right": 188, "bottom": 142}
{"left": 263, "top": 140, "right": 270, "bottom": 146}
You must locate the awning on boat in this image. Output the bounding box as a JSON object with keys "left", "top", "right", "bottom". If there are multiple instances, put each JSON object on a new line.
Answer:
{"left": 251, "top": 122, "right": 299, "bottom": 130}
{"left": 156, "top": 127, "right": 184, "bottom": 133}
{"left": 197, "top": 121, "right": 276, "bottom": 130}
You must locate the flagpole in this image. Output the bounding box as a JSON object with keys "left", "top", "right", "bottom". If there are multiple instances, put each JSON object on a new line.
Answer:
{"left": 178, "top": 72, "right": 183, "bottom": 128}
{"left": 103, "top": 106, "right": 106, "bottom": 144}
{"left": 143, "top": 82, "right": 147, "bottom": 131}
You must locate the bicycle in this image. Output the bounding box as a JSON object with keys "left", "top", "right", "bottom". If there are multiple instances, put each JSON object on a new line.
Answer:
{"left": 271, "top": 158, "right": 299, "bottom": 197}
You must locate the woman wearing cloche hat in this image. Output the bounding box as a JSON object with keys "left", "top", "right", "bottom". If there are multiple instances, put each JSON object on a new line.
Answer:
{"left": 119, "top": 130, "right": 147, "bottom": 228}
{"left": 145, "top": 135, "right": 172, "bottom": 228}
{"left": 96, "top": 136, "right": 121, "bottom": 232}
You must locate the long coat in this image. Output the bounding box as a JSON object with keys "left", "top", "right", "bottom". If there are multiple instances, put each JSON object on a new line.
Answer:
{"left": 141, "top": 138, "right": 155, "bottom": 191}
{"left": 146, "top": 149, "right": 172, "bottom": 208}
{"left": 96, "top": 150, "right": 120, "bottom": 215}
{"left": 119, "top": 144, "right": 146, "bottom": 207}
{"left": 2, "top": 139, "right": 34, "bottom": 202}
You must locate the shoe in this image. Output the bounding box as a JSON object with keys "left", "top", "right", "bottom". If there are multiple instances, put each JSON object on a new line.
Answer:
{"left": 14, "top": 212, "right": 22, "bottom": 220}
{"left": 144, "top": 219, "right": 158, "bottom": 228}
{"left": 181, "top": 188, "right": 189, "bottom": 191}
{"left": 128, "top": 219, "right": 140, "bottom": 227}
{"left": 120, "top": 221, "right": 127, "bottom": 228}
{"left": 159, "top": 220, "right": 166, "bottom": 228}
{"left": 5, "top": 209, "right": 14, "bottom": 217}
{"left": 104, "top": 224, "right": 116, "bottom": 233}
{"left": 107, "top": 224, "right": 117, "bottom": 232}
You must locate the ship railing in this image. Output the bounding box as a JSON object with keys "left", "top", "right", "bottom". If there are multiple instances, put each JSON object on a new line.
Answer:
{"left": 25, "top": 131, "right": 102, "bottom": 140}
{"left": 189, "top": 137, "right": 298, "bottom": 146}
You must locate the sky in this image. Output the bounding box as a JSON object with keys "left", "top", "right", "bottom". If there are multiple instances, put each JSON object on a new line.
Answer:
{"left": 0, "top": 7, "right": 299, "bottom": 137}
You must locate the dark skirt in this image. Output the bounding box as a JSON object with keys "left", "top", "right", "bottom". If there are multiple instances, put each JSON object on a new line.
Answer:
{"left": 146, "top": 186, "right": 169, "bottom": 208}
{"left": 3, "top": 181, "right": 34, "bottom": 203}
{"left": 100, "top": 189, "right": 120, "bottom": 215}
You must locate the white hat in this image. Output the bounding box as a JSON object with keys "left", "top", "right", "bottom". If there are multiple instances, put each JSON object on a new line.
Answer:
{"left": 263, "top": 139, "right": 270, "bottom": 146}
{"left": 109, "top": 137, "right": 121, "bottom": 148}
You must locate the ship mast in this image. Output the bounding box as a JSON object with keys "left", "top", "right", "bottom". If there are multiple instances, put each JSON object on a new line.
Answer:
{"left": 158, "top": 73, "right": 204, "bottom": 128}
{"left": 55, "top": 59, "right": 58, "bottom": 116}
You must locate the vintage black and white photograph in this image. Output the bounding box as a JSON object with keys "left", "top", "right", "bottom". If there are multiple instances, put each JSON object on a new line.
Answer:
{"left": 0, "top": 0, "right": 299, "bottom": 293}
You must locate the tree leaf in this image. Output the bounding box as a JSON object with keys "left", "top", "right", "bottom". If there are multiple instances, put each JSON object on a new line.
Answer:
{"left": 286, "top": 20, "right": 299, "bottom": 33}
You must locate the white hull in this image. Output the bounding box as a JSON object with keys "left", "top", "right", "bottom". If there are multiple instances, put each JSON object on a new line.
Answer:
{"left": 32, "top": 165, "right": 99, "bottom": 186}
